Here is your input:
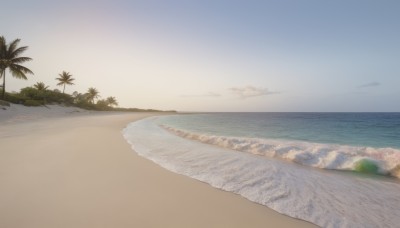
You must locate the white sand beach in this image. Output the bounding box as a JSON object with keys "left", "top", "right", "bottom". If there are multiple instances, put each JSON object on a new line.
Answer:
{"left": 0, "top": 105, "right": 316, "bottom": 228}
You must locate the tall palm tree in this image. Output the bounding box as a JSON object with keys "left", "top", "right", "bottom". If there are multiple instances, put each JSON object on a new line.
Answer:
{"left": 86, "top": 87, "right": 100, "bottom": 104}
{"left": 0, "top": 36, "right": 34, "bottom": 99}
{"left": 56, "top": 71, "right": 74, "bottom": 93}
{"left": 106, "top": 96, "right": 118, "bottom": 107}
{"left": 33, "top": 82, "right": 49, "bottom": 91}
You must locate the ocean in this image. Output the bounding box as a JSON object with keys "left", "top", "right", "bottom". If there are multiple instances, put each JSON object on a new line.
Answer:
{"left": 122, "top": 113, "right": 400, "bottom": 228}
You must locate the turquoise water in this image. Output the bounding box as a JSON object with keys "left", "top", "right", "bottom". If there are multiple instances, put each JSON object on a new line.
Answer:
{"left": 157, "top": 113, "right": 400, "bottom": 149}
{"left": 123, "top": 115, "right": 400, "bottom": 228}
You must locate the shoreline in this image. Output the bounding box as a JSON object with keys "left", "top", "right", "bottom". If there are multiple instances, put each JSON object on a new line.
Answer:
{"left": 0, "top": 110, "right": 316, "bottom": 227}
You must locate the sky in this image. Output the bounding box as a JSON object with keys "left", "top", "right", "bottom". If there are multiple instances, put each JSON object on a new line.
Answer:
{"left": 1, "top": 0, "right": 399, "bottom": 112}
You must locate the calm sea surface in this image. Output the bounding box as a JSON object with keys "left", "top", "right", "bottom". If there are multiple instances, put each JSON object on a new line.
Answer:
{"left": 157, "top": 112, "right": 400, "bottom": 149}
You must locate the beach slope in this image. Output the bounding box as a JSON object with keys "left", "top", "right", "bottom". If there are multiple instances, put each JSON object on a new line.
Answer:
{"left": 0, "top": 109, "right": 315, "bottom": 227}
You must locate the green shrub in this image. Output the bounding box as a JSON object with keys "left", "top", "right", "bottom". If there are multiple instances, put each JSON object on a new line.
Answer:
{"left": 74, "top": 100, "right": 97, "bottom": 110}
{"left": 95, "top": 99, "right": 112, "bottom": 111}
{"left": 20, "top": 87, "right": 46, "bottom": 100}
{"left": 24, "top": 100, "right": 44, "bottom": 107}
{"left": 43, "top": 90, "right": 74, "bottom": 105}
{"left": 4, "top": 93, "right": 28, "bottom": 104}
{"left": 18, "top": 87, "right": 74, "bottom": 105}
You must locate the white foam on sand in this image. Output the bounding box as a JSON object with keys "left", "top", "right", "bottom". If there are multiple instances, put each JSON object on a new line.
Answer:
{"left": 123, "top": 117, "right": 400, "bottom": 228}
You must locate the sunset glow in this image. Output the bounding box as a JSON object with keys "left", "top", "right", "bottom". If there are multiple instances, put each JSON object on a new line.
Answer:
{"left": 2, "top": 0, "right": 399, "bottom": 111}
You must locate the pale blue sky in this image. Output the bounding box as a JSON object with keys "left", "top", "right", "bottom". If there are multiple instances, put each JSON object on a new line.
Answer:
{"left": 1, "top": 0, "right": 399, "bottom": 111}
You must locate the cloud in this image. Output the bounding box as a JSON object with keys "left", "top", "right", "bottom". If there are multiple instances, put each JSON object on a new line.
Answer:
{"left": 180, "top": 86, "right": 279, "bottom": 99}
{"left": 229, "top": 86, "right": 277, "bottom": 99}
{"left": 180, "top": 92, "right": 222, "bottom": 98}
{"left": 358, "top": 81, "right": 381, "bottom": 88}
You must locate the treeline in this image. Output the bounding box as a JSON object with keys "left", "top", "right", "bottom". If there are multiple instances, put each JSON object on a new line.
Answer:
{"left": 1, "top": 85, "right": 118, "bottom": 111}
{"left": 113, "top": 107, "right": 175, "bottom": 112}
{"left": 1, "top": 86, "right": 174, "bottom": 112}
{"left": 0, "top": 36, "right": 174, "bottom": 112}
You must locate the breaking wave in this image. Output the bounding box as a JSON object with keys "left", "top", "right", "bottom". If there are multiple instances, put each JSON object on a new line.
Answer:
{"left": 161, "top": 125, "right": 400, "bottom": 178}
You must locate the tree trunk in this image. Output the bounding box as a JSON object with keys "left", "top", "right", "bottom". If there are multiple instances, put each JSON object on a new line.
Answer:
{"left": 1, "top": 71, "right": 5, "bottom": 100}
{"left": 63, "top": 84, "right": 65, "bottom": 94}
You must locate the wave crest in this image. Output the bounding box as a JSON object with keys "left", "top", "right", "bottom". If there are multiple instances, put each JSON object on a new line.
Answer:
{"left": 161, "top": 125, "right": 400, "bottom": 178}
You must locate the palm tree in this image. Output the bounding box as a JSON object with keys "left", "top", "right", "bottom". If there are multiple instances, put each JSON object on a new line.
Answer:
{"left": 56, "top": 71, "right": 74, "bottom": 93}
{"left": 33, "top": 82, "right": 49, "bottom": 91}
{"left": 72, "top": 91, "right": 79, "bottom": 98}
{"left": 0, "top": 36, "right": 34, "bottom": 99}
{"left": 86, "top": 87, "right": 100, "bottom": 104}
{"left": 106, "top": 96, "right": 118, "bottom": 107}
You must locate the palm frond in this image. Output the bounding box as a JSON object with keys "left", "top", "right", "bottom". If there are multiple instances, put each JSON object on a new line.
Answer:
{"left": 10, "top": 64, "right": 34, "bottom": 74}
{"left": 56, "top": 72, "right": 75, "bottom": 83}
{"left": 0, "top": 37, "right": 6, "bottom": 58}
{"left": 34, "top": 82, "right": 49, "bottom": 90}
{"left": 0, "top": 36, "right": 5, "bottom": 45}
{"left": 7, "top": 39, "right": 21, "bottom": 54}
{"left": 10, "top": 47, "right": 29, "bottom": 59}
{"left": 8, "top": 68, "right": 28, "bottom": 80}
{"left": 11, "top": 57, "right": 32, "bottom": 64}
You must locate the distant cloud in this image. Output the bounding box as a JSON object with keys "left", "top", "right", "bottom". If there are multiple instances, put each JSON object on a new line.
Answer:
{"left": 180, "top": 92, "right": 221, "bottom": 98}
{"left": 180, "top": 86, "right": 279, "bottom": 99}
{"left": 358, "top": 81, "right": 381, "bottom": 88}
{"left": 229, "top": 86, "right": 278, "bottom": 99}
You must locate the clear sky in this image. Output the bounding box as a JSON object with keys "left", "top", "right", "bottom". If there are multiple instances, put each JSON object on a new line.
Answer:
{"left": 1, "top": 0, "right": 399, "bottom": 112}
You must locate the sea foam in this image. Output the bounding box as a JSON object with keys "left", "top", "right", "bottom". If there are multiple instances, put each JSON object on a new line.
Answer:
{"left": 123, "top": 117, "right": 400, "bottom": 228}
{"left": 161, "top": 125, "right": 400, "bottom": 178}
